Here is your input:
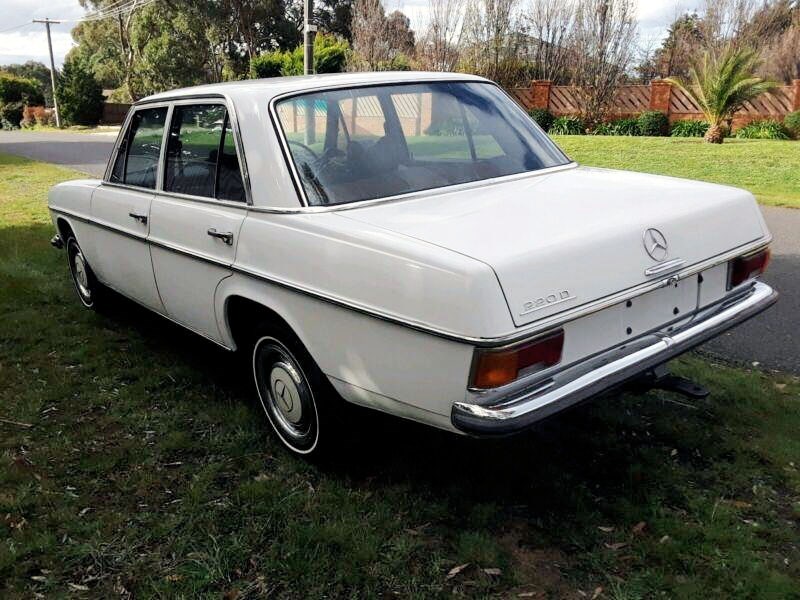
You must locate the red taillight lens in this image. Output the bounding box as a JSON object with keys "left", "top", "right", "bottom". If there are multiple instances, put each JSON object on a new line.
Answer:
{"left": 728, "top": 247, "right": 770, "bottom": 289}
{"left": 471, "top": 329, "right": 564, "bottom": 389}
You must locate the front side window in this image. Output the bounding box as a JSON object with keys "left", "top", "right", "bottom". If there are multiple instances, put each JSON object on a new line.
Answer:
{"left": 164, "top": 104, "right": 245, "bottom": 201}
{"left": 110, "top": 106, "right": 168, "bottom": 189}
{"left": 275, "top": 82, "right": 569, "bottom": 206}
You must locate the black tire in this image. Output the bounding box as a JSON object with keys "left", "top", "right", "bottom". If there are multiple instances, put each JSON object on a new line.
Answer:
{"left": 250, "top": 323, "right": 341, "bottom": 456}
{"left": 66, "top": 236, "right": 103, "bottom": 309}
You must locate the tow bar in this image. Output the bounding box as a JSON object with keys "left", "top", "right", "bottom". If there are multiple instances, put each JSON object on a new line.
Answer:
{"left": 50, "top": 234, "right": 63, "bottom": 250}
{"left": 634, "top": 364, "right": 710, "bottom": 400}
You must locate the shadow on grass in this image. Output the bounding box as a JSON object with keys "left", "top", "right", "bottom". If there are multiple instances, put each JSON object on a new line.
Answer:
{"left": 89, "top": 246, "right": 709, "bottom": 530}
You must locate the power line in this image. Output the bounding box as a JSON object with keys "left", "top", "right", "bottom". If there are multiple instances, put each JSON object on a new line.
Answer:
{"left": 79, "top": 0, "right": 159, "bottom": 22}
{"left": 0, "top": 21, "right": 35, "bottom": 35}
{"left": 0, "top": 0, "right": 159, "bottom": 34}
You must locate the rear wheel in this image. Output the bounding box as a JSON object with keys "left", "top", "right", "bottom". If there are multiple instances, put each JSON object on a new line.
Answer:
{"left": 66, "top": 236, "right": 103, "bottom": 309}
{"left": 251, "top": 326, "right": 336, "bottom": 456}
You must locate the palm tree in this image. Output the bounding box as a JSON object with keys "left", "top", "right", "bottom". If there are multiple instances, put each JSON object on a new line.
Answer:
{"left": 665, "top": 48, "right": 777, "bottom": 144}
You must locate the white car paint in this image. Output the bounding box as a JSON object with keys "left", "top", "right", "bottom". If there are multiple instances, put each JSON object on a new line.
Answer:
{"left": 47, "top": 71, "right": 775, "bottom": 436}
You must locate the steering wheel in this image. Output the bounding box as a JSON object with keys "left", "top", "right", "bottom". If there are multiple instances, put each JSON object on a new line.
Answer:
{"left": 288, "top": 140, "right": 318, "bottom": 164}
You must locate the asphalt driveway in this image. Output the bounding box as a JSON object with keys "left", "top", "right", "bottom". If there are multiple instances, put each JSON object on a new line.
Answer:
{"left": 1, "top": 130, "right": 797, "bottom": 373}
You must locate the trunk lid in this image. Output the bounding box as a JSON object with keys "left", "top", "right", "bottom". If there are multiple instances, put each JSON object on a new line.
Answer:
{"left": 339, "top": 166, "right": 768, "bottom": 327}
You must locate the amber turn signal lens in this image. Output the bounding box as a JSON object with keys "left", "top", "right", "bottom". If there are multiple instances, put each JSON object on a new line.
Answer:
{"left": 471, "top": 329, "right": 564, "bottom": 389}
{"left": 728, "top": 247, "right": 770, "bottom": 290}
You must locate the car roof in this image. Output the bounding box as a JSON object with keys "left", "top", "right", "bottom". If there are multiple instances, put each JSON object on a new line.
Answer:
{"left": 138, "top": 71, "right": 489, "bottom": 104}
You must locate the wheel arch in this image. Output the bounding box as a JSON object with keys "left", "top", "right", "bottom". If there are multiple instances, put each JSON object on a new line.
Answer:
{"left": 224, "top": 294, "right": 297, "bottom": 350}
{"left": 55, "top": 216, "right": 76, "bottom": 242}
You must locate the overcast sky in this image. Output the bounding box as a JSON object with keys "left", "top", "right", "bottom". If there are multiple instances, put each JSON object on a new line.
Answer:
{"left": 0, "top": 0, "right": 699, "bottom": 68}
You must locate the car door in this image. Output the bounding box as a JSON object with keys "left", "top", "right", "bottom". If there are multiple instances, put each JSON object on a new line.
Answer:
{"left": 89, "top": 105, "right": 168, "bottom": 311}
{"left": 147, "top": 100, "right": 248, "bottom": 343}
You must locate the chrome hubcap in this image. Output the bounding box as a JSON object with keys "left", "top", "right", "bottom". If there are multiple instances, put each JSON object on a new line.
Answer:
{"left": 269, "top": 363, "right": 303, "bottom": 425}
{"left": 253, "top": 337, "right": 318, "bottom": 452}
{"left": 71, "top": 248, "right": 91, "bottom": 300}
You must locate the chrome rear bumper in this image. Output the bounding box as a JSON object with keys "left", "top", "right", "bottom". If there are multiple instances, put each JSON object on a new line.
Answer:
{"left": 451, "top": 282, "right": 777, "bottom": 435}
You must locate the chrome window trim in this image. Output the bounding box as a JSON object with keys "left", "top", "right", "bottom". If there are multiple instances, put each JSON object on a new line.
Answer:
{"left": 244, "top": 161, "right": 578, "bottom": 214}
{"left": 154, "top": 190, "right": 250, "bottom": 210}
{"left": 156, "top": 104, "right": 173, "bottom": 192}
{"left": 50, "top": 206, "right": 771, "bottom": 347}
{"left": 268, "top": 79, "right": 575, "bottom": 210}
{"left": 104, "top": 94, "right": 253, "bottom": 206}
{"left": 103, "top": 102, "right": 172, "bottom": 189}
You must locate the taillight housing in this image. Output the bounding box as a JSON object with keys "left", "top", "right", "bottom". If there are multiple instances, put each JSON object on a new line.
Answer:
{"left": 470, "top": 329, "right": 564, "bottom": 389}
{"left": 727, "top": 247, "right": 770, "bottom": 290}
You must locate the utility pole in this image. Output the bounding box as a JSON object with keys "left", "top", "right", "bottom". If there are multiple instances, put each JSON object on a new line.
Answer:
{"left": 303, "top": 0, "right": 316, "bottom": 75}
{"left": 303, "top": 0, "right": 316, "bottom": 145}
{"left": 33, "top": 18, "right": 62, "bottom": 128}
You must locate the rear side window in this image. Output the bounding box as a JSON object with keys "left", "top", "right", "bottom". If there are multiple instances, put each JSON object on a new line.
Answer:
{"left": 164, "top": 103, "right": 245, "bottom": 202}
{"left": 110, "top": 107, "right": 168, "bottom": 189}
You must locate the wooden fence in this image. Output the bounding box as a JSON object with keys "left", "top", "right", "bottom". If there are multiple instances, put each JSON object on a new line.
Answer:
{"left": 101, "top": 103, "right": 131, "bottom": 125}
{"left": 510, "top": 79, "right": 800, "bottom": 129}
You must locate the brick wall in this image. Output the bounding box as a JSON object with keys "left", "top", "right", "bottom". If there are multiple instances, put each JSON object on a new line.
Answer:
{"left": 510, "top": 79, "right": 800, "bottom": 129}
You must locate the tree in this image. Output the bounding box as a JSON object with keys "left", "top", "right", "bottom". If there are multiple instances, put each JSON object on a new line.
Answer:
{"left": 315, "top": 0, "right": 354, "bottom": 40}
{"left": 70, "top": 0, "right": 302, "bottom": 99}
{"left": 570, "top": 0, "right": 637, "bottom": 125}
{"left": 351, "top": 0, "right": 388, "bottom": 70}
{"left": 350, "top": 1, "right": 416, "bottom": 71}
{"left": 665, "top": 48, "right": 778, "bottom": 143}
{"left": 56, "top": 58, "right": 105, "bottom": 126}
{"left": 385, "top": 10, "right": 415, "bottom": 56}
{"left": 653, "top": 12, "right": 705, "bottom": 80}
{"left": 417, "top": 0, "right": 466, "bottom": 71}
{"left": 461, "top": 0, "right": 523, "bottom": 86}
{"left": 520, "top": 0, "right": 576, "bottom": 83}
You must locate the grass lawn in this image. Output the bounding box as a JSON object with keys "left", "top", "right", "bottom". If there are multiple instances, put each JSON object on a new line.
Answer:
{"left": 554, "top": 136, "right": 800, "bottom": 209}
{"left": 14, "top": 125, "right": 121, "bottom": 135}
{"left": 1, "top": 152, "right": 800, "bottom": 597}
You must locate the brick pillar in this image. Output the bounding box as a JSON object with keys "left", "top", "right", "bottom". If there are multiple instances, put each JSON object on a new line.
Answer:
{"left": 531, "top": 80, "right": 552, "bottom": 110}
{"left": 792, "top": 79, "right": 800, "bottom": 111}
{"left": 649, "top": 80, "right": 672, "bottom": 114}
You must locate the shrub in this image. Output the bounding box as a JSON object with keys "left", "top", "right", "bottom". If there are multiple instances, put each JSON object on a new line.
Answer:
{"left": 251, "top": 34, "right": 349, "bottom": 78}
{"left": 250, "top": 52, "right": 287, "bottom": 78}
{"left": 735, "top": 120, "right": 789, "bottom": 140}
{"left": 637, "top": 111, "right": 669, "bottom": 136}
{"left": 590, "top": 121, "right": 614, "bottom": 135}
{"left": 528, "top": 108, "right": 554, "bottom": 132}
{"left": 549, "top": 116, "right": 585, "bottom": 135}
{"left": 33, "top": 106, "right": 54, "bottom": 126}
{"left": 784, "top": 111, "right": 800, "bottom": 139}
{"left": 670, "top": 119, "right": 710, "bottom": 137}
{"left": 314, "top": 35, "right": 349, "bottom": 74}
{"left": 56, "top": 59, "right": 104, "bottom": 126}
{"left": 609, "top": 117, "right": 641, "bottom": 136}
{"left": 0, "top": 101, "right": 24, "bottom": 129}
{"left": 0, "top": 72, "right": 44, "bottom": 105}
{"left": 20, "top": 105, "right": 36, "bottom": 128}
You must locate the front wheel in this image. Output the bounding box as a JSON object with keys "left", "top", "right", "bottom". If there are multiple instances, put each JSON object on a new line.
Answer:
{"left": 252, "top": 331, "right": 332, "bottom": 455}
{"left": 66, "top": 236, "right": 103, "bottom": 309}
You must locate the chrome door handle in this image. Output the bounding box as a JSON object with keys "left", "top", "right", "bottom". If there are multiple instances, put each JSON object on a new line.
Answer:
{"left": 207, "top": 228, "right": 233, "bottom": 245}
{"left": 128, "top": 212, "right": 148, "bottom": 224}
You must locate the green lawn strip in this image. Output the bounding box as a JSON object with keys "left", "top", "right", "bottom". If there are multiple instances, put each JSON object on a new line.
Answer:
{"left": 12, "top": 125, "right": 121, "bottom": 135}
{"left": 555, "top": 136, "right": 800, "bottom": 209}
{"left": 1, "top": 152, "right": 799, "bottom": 597}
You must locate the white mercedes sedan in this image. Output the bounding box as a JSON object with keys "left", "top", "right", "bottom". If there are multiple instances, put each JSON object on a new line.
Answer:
{"left": 48, "top": 72, "right": 777, "bottom": 455}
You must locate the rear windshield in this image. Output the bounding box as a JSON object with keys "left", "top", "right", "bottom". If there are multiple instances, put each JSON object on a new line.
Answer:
{"left": 274, "top": 81, "right": 569, "bottom": 206}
